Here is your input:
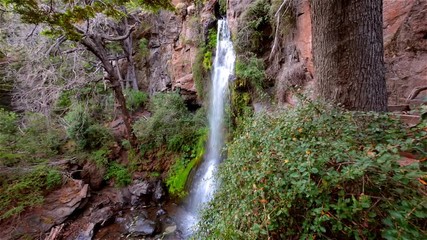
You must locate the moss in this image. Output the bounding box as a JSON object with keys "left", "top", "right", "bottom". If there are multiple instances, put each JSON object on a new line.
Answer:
{"left": 166, "top": 128, "right": 208, "bottom": 198}
{"left": 193, "top": 46, "right": 207, "bottom": 99}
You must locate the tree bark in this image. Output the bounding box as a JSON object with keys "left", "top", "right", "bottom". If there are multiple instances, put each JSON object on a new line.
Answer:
{"left": 81, "top": 36, "right": 137, "bottom": 146}
{"left": 310, "top": 0, "right": 387, "bottom": 111}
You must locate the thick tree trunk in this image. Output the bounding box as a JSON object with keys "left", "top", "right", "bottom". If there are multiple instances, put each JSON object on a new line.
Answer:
{"left": 310, "top": 0, "right": 387, "bottom": 111}
{"left": 81, "top": 37, "right": 137, "bottom": 146}
{"left": 124, "top": 36, "right": 139, "bottom": 90}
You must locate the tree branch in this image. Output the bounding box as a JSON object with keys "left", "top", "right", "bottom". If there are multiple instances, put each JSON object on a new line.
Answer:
{"left": 101, "top": 25, "right": 136, "bottom": 41}
{"left": 45, "top": 35, "right": 67, "bottom": 55}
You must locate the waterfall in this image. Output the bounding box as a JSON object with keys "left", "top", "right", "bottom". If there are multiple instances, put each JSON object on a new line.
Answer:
{"left": 179, "top": 19, "right": 235, "bottom": 236}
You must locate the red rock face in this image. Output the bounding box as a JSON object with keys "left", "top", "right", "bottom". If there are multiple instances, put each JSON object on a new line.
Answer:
{"left": 384, "top": 0, "right": 427, "bottom": 105}
{"left": 292, "top": 0, "right": 427, "bottom": 105}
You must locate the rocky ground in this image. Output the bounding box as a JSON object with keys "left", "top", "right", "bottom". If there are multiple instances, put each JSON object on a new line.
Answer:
{"left": 0, "top": 167, "right": 188, "bottom": 240}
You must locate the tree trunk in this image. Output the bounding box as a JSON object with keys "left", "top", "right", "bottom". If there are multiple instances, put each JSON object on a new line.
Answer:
{"left": 81, "top": 37, "right": 137, "bottom": 146}
{"left": 123, "top": 36, "right": 138, "bottom": 90}
{"left": 310, "top": 0, "right": 387, "bottom": 111}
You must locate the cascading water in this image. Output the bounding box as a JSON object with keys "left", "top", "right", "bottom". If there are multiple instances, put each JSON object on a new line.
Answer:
{"left": 178, "top": 19, "right": 235, "bottom": 236}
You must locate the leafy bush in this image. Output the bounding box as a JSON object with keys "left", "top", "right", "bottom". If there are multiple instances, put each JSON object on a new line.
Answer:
{"left": 64, "top": 104, "right": 112, "bottom": 150}
{"left": 0, "top": 166, "right": 62, "bottom": 220}
{"left": 133, "top": 93, "right": 207, "bottom": 196}
{"left": 235, "top": 55, "right": 265, "bottom": 94}
{"left": 0, "top": 108, "right": 17, "bottom": 135}
{"left": 105, "top": 162, "right": 132, "bottom": 187}
{"left": 0, "top": 108, "right": 18, "bottom": 162}
{"left": 124, "top": 88, "right": 148, "bottom": 112}
{"left": 90, "top": 148, "right": 110, "bottom": 167}
{"left": 133, "top": 92, "right": 207, "bottom": 153}
{"left": 0, "top": 110, "right": 65, "bottom": 166}
{"left": 16, "top": 113, "right": 65, "bottom": 158}
{"left": 197, "top": 100, "right": 427, "bottom": 239}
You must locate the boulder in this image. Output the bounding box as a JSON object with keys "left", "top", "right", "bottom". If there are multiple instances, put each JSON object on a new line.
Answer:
{"left": 128, "top": 180, "right": 154, "bottom": 197}
{"left": 153, "top": 180, "right": 167, "bottom": 203}
{"left": 81, "top": 162, "right": 105, "bottom": 190}
{"left": 126, "top": 214, "right": 157, "bottom": 236}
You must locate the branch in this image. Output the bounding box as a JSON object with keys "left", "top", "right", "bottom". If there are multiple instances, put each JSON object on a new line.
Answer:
{"left": 61, "top": 47, "right": 86, "bottom": 54}
{"left": 407, "top": 86, "right": 427, "bottom": 102}
{"left": 25, "top": 25, "right": 39, "bottom": 40}
{"left": 269, "top": 0, "right": 291, "bottom": 61}
{"left": 45, "top": 35, "right": 66, "bottom": 55}
{"left": 101, "top": 25, "right": 136, "bottom": 41}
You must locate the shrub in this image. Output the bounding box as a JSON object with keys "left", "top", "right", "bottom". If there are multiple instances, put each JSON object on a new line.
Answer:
{"left": 133, "top": 92, "right": 207, "bottom": 153}
{"left": 1, "top": 110, "right": 66, "bottom": 166}
{"left": 105, "top": 162, "right": 132, "bottom": 187}
{"left": 197, "top": 100, "right": 427, "bottom": 239}
{"left": 235, "top": 55, "right": 265, "bottom": 94}
{"left": 90, "top": 148, "right": 110, "bottom": 167}
{"left": 138, "top": 38, "right": 149, "bottom": 57}
{"left": 17, "top": 113, "right": 65, "bottom": 158}
{"left": 0, "top": 108, "right": 18, "bottom": 163}
{"left": 0, "top": 108, "right": 17, "bottom": 135}
{"left": 64, "top": 104, "right": 112, "bottom": 150}
{"left": 124, "top": 88, "right": 148, "bottom": 112}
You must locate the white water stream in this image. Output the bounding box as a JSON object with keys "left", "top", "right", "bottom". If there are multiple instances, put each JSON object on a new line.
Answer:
{"left": 178, "top": 19, "right": 235, "bottom": 237}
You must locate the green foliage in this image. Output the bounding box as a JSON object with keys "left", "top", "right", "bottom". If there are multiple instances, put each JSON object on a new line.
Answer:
{"left": 0, "top": 108, "right": 17, "bottom": 135}
{"left": 105, "top": 162, "right": 132, "bottom": 187}
{"left": 166, "top": 128, "right": 208, "bottom": 197}
{"left": 3, "top": 0, "right": 173, "bottom": 40}
{"left": 0, "top": 110, "right": 65, "bottom": 166}
{"left": 133, "top": 92, "right": 207, "bottom": 153}
{"left": 235, "top": 55, "right": 265, "bottom": 94}
{"left": 106, "top": 42, "right": 123, "bottom": 54}
{"left": 202, "top": 51, "right": 213, "bottom": 70}
{"left": 138, "top": 38, "right": 149, "bottom": 57}
{"left": 230, "top": 84, "right": 253, "bottom": 133}
{"left": 17, "top": 113, "right": 65, "bottom": 157}
{"left": 235, "top": 0, "right": 272, "bottom": 55}
{"left": 64, "top": 104, "right": 113, "bottom": 150}
{"left": 193, "top": 27, "right": 217, "bottom": 100}
{"left": 55, "top": 90, "right": 73, "bottom": 111}
{"left": 193, "top": 46, "right": 208, "bottom": 100}
{"left": 197, "top": 100, "right": 427, "bottom": 239}
{"left": 124, "top": 88, "right": 148, "bottom": 112}
{"left": 90, "top": 148, "right": 110, "bottom": 167}
{"left": 269, "top": 0, "right": 296, "bottom": 37}
{"left": 218, "top": 0, "right": 227, "bottom": 16}
{"left": 133, "top": 93, "right": 207, "bottom": 197}
{"left": 0, "top": 165, "right": 62, "bottom": 220}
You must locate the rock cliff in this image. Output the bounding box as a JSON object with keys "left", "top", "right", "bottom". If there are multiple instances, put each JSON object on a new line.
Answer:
{"left": 226, "top": 0, "right": 426, "bottom": 105}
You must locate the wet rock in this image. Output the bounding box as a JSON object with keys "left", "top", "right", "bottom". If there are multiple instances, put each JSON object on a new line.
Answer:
{"left": 76, "top": 207, "right": 114, "bottom": 240}
{"left": 75, "top": 223, "right": 95, "bottom": 240}
{"left": 156, "top": 208, "right": 167, "bottom": 217}
{"left": 127, "top": 217, "right": 157, "bottom": 236}
{"left": 153, "top": 180, "right": 166, "bottom": 203}
{"left": 131, "top": 195, "right": 141, "bottom": 206}
{"left": 89, "top": 207, "right": 114, "bottom": 227}
{"left": 128, "top": 180, "right": 154, "bottom": 197}
{"left": 81, "top": 162, "right": 105, "bottom": 190}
